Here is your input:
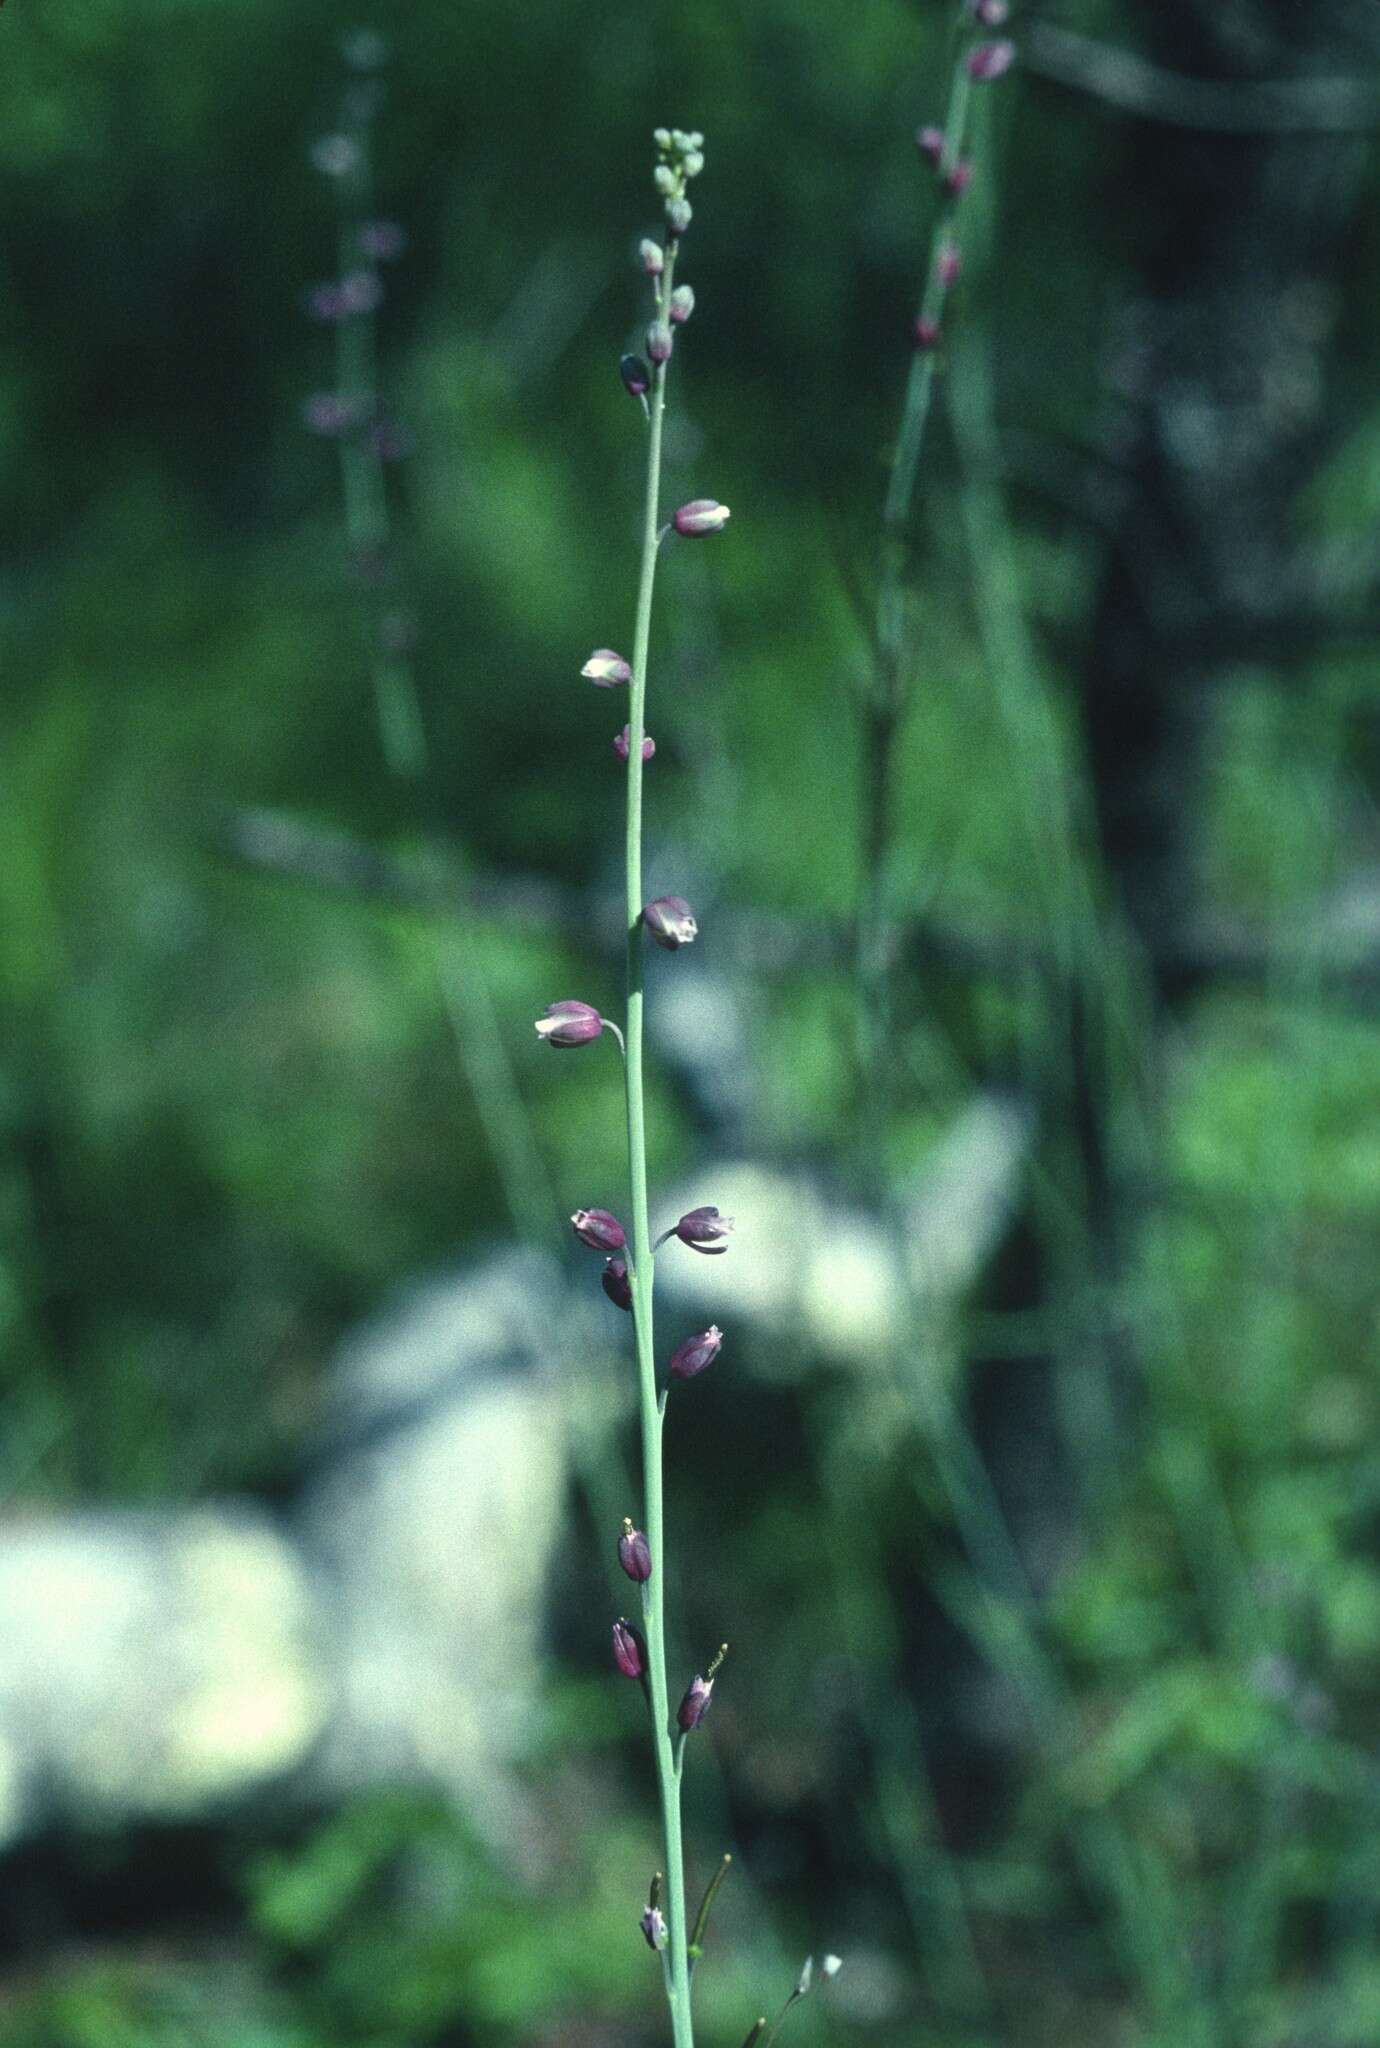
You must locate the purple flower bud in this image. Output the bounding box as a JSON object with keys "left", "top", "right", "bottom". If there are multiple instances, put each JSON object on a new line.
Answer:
{"left": 572, "top": 1207, "right": 627, "bottom": 1251}
{"left": 643, "top": 896, "right": 698, "bottom": 949}
{"left": 359, "top": 219, "right": 407, "bottom": 262}
{"left": 945, "top": 160, "right": 974, "bottom": 198}
{"left": 973, "top": 0, "right": 1010, "bottom": 23}
{"left": 613, "top": 1619, "right": 647, "bottom": 1678}
{"left": 913, "top": 316, "right": 941, "bottom": 351}
{"left": 339, "top": 269, "right": 383, "bottom": 315}
{"left": 666, "top": 196, "right": 693, "bottom": 235}
{"left": 967, "top": 38, "right": 1016, "bottom": 80}
{"left": 535, "top": 1000, "right": 604, "bottom": 1047}
{"left": 582, "top": 649, "right": 632, "bottom": 686}
{"left": 641, "top": 1905, "right": 668, "bottom": 1951}
{"left": 614, "top": 725, "right": 656, "bottom": 762}
{"left": 310, "top": 133, "right": 359, "bottom": 178}
{"left": 674, "top": 1205, "right": 734, "bottom": 1253}
{"left": 669, "top": 1324, "right": 723, "bottom": 1380}
{"left": 677, "top": 1672, "right": 714, "bottom": 1731}
{"left": 639, "top": 238, "right": 665, "bottom": 275}
{"left": 620, "top": 354, "right": 652, "bottom": 400}
{"left": 937, "top": 244, "right": 962, "bottom": 288}
{"left": 668, "top": 284, "right": 695, "bottom": 325}
{"left": 602, "top": 1257, "right": 634, "bottom": 1311}
{"left": 306, "top": 282, "right": 347, "bottom": 322}
{"left": 673, "top": 498, "right": 730, "bottom": 537}
{"left": 646, "top": 320, "right": 674, "bottom": 364}
{"left": 302, "top": 392, "right": 360, "bottom": 437}
{"left": 619, "top": 1519, "right": 653, "bottom": 1582}
{"left": 915, "top": 125, "right": 945, "bottom": 165}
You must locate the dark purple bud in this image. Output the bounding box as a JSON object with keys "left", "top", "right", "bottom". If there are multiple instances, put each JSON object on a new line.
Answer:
{"left": 937, "top": 244, "right": 961, "bottom": 288}
{"left": 669, "top": 1324, "right": 723, "bottom": 1379}
{"left": 582, "top": 649, "right": 632, "bottom": 686}
{"left": 359, "top": 219, "right": 407, "bottom": 262}
{"left": 673, "top": 498, "right": 730, "bottom": 536}
{"left": 613, "top": 1619, "right": 647, "bottom": 1678}
{"left": 572, "top": 1207, "right": 627, "bottom": 1251}
{"left": 602, "top": 1257, "right": 634, "bottom": 1311}
{"left": 643, "top": 896, "right": 698, "bottom": 949}
{"left": 620, "top": 354, "right": 652, "bottom": 400}
{"left": 668, "top": 284, "right": 695, "bottom": 324}
{"left": 666, "top": 196, "right": 693, "bottom": 235}
{"left": 967, "top": 38, "right": 1016, "bottom": 80}
{"left": 619, "top": 1519, "right": 653, "bottom": 1583}
{"left": 310, "top": 133, "right": 359, "bottom": 178}
{"left": 677, "top": 1673, "right": 714, "bottom": 1731}
{"left": 535, "top": 999, "right": 604, "bottom": 1047}
{"left": 973, "top": 0, "right": 1010, "bottom": 23}
{"left": 639, "top": 238, "right": 665, "bottom": 275}
{"left": 614, "top": 724, "right": 656, "bottom": 762}
{"left": 302, "top": 392, "right": 360, "bottom": 436}
{"left": 339, "top": 269, "right": 383, "bottom": 315}
{"left": 306, "top": 282, "right": 347, "bottom": 322}
{"left": 674, "top": 1205, "right": 734, "bottom": 1253}
{"left": 945, "top": 160, "right": 974, "bottom": 198}
{"left": 646, "top": 320, "right": 674, "bottom": 364}
{"left": 641, "top": 1905, "right": 668, "bottom": 1951}
{"left": 915, "top": 125, "right": 945, "bottom": 165}
{"left": 913, "top": 316, "right": 941, "bottom": 350}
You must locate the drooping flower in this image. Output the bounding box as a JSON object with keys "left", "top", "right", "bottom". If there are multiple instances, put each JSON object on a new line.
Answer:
{"left": 571, "top": 1208, "right": 627, "bottom": 1251}
{"left": 602, "top": 1257, "right": 634, "bottom": 1311}
{"left": 673, "top": 1206, "right": 734, "bottom": 1253}
{"left": 581, "top": 649, "right": 632, "bottom": 687}
{"left": 669, "top": 1325, "right": 723, "bottom": 1379}
{"left": 643, "top": 896, "right": 698, "bottom": 949}
{"left": 535, "top": 1000, "right": 604, "bottom": 1047}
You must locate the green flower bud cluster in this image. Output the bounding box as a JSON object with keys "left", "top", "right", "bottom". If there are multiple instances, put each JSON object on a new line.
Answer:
{"left": 651, "top": 126, "right": 706, "bottom": 235}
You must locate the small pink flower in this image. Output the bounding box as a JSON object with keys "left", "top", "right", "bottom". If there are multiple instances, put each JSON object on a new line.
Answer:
{"left": 643, "top": 896, "right": 698, "bottom": 950}
{"left": 967, "top": 39, "right": 1016, "bottom": 80}
{"left": 614, "top": 725, "right": 656, "bottom": 762}
{"left": 581, "top": 649, "right": 632, "bottom": 687}
{"left": 571, "top": 1208, "right": 627, "bottom": 1251}
{"left": 535, "top": 1000, "right": 604, "bottom": 1047}
{"left": 673, "top": 498, "right": 730, "bottom": 537}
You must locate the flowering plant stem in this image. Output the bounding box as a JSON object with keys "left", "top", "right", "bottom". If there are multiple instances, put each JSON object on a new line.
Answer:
{"left": 622, "top": 234, "right": 696, "bottom": 2048}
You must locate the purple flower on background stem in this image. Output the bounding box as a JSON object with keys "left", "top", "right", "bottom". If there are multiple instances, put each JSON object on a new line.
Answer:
{"left": 619, "top": 1520, "right": 653, "bottom": 1583}
{"left": 620, "top": 354, "right": 652, "bottom": 400}
{"left": 582, "top": 648, "right": 632, "bottom": 687}
{"left": 967, "top": 38, "right": 1016, "bottom": 80}
{"left": 669, "top": 1325, "right": 723, "bottom": 1380}
{"left": 602, "top": 1258, "right": 634, "bottom": 1311}
{"left": 310, "top": 133, "right": 359, "bottom": 178}
{"left": 368, "top": 418, "right": 411, "bottom": 463}
{"left": 913, "top": 316, "right": 941, "bottom": 351}
{"left": 915, "top": 124, "right": 945, "bottom": 164}
{"left": 535, "top": 999, "right": 604, "bottom": 1047}
{"left": 613, "top": 1619, "right": 647, "bottom": 1679}
{"left": 937, "top": 244, "right": 962, "bottom": 288}
{"left": 614, "top": 725, "right": 656, "bottom": 762}
{"left": 677, "top": 1672, "right": 715, "bottom": 1731}
{"left": 641, "top": 1905, "right": 668, "bottom": 1951}
{"left": 639, "top": 237, "right": 665, "bottom": 275}
{"left": 945, "top": 161, "right": 974, "bottom": 198}
{"left": 306, "top": 282, "right": 348, "bottom": 322}
{"left": 359, "top": 219, "right": 407, "bottom": 261}
{"left": 339, "top": 269, "right": 384, "bottom": 315}
{"left": 572, "top": 1207, "right": 627, "bottom": 1251}
{"left": 303, "top": 392, "right": 360, "bottom": 436}
{"left": 673, "top": 498, "right": 730, "bottom": 537}
{"left": 643, "top": 896, "right": 698, "bottom": 950}
{"left": 674, "top": 1205, "right": 734, "bottom": 1253}
{"left": 668, "top": 284, "right": 695, "bottom": 325}
{"left": 646, "top": 320, "right": 674, "bottom": 364}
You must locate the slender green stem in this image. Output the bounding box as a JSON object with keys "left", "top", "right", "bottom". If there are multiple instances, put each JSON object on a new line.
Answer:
{"left": 623, "top": 242, "right": 695, "bottom": 2048}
